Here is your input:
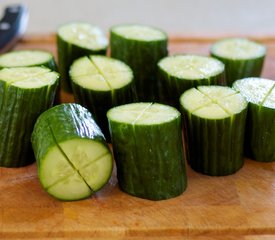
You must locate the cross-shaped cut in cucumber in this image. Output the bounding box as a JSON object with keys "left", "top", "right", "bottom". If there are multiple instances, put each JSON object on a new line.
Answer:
{"left": 180, "top": 85, "right": 248, "bottom": 176}
{"left": 0, "top": 67, "right": 59, "bottom": 167}
{"left": 107, "top": 102, "right": 186, "bottom": 200}
{"left": 32, "top": 103, "right": 113, "bottom": 201}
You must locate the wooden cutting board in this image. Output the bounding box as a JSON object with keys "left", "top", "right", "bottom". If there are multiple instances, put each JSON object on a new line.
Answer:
{"left": 0, "top": 35, "right": 275, "bottom": 239}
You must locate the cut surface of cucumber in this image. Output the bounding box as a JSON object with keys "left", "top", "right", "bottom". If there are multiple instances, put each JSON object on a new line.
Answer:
{"left": 58, "top": 22, "right": 108, "bottom": 50}
{"left": 70, "top": 55, "right": 135, "bottom": 141}
{"left": 211, "top": 38, "right": 266, "bottom": 60}
{"left": 107, "top": 102, "right": 187, "bottom": 200}
{"left": 210, "top": 38, "right": 266, "bottom": 86}
{"left": 32, "top": 103, "right": 113, "bottom": 200}
{"left": 0, "top": 50, "right": 56, "bottom": 69}
{"left": 180, "top": 85, "right": 247, "bottom": 176}
{"left": 158, "top": 55, "right": 224, "bottom": 80}
{"left": 233, "top": 77, "right": 275, "bottom": 162}
{"left": 111, "top": 25, "right": 167, "bottom": 41}
{"left": 0, "top": 67, "right": 59, "bottom": 167}
{"left": 70, "top": 55, "right": 133, "bottom": 90}
{"left": 158, "top": 55, "right": 225, "bottom": 108}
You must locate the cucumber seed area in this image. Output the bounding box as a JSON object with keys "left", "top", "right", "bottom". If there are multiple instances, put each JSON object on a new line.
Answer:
{"left": 158, "top": 55, "right": 224, "bottom": 80}
{"left": 180, "top": 86, "right": 247, "bottom": 119}
{"left": 70, "top": 55, "right": 133, "bottom": 91}
{"left": 0, "top": 67, "right": 58, "bottom": 88}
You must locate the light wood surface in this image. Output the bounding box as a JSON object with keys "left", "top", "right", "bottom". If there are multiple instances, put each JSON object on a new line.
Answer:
{"left": 0, "top": 35, "right": 275, "bottom": 239}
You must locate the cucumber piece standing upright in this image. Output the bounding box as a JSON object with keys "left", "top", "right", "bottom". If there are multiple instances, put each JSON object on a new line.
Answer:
{"left": 0, "top": 50, "right": 57, "bottom": 70}
{"left": 0, "top": 67, "right": 59, "bottom": 167}
{"left": 211, "top": 38, "right": 266, "bottom": 86}
{"left": 158, "top": 54, "right": 225, "bottom": 108}
{"left": 233, "top": 77, "right": 275, "bottom": 162}
{"left": 180, "top": 86, "right": 248, "bottom": 176}
{"left": 107, "top": 102, "right": 187, "bottom": 200}
{"left": 57, "top": 22, "right": 108, "bottom": 92}
{"left": 31, "top": 103, "right": 113, "bottom": 201}
{"left": 110, "top": 24, "right": 168, "bottom": 101}
{"left": 70, "top": 55, "right": 136, "bottom": 141}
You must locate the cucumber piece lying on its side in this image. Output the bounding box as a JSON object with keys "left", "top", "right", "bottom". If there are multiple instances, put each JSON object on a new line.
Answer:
{"left": 158, "top": 54, "right": 225, "bottom": 108}
{"left": 0, "top": 50, "right": 57, "bottom": 70}
{"left": 211, "top": 38, "right": 266, "bottom": 86}
{"left": 70, "top": 55, "right": 136, "bottom": 141}
{"left": 233, "top": 77, "right": 275, "bottom": 162}
{"left": 110, "top": 24, "right": 168, "bottom": 101}
{"left": 31, "top": 103, "right": 113, "bottom": 201}
{"left": 0, "top": 67, "right": 59, "bottom": 167}
{"left": 180, "top": 85, "right": 248, "bottom": 176}
{"left": 107, "top": 102, "right": 187, "bottom": 200}
{"left": 57, "top": 22, "right": 108, "bottom": 92}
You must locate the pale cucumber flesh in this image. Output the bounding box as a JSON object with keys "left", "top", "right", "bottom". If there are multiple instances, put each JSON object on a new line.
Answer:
{"left": 0, "top": 50, "right": 54, "bottom": 68}
{"left": 40, "top": 138, "right": 112, "bottom": 200}
{"left": 70, "top": 55, "right": 133, "bottom": 90}
{"left": 107, "top": 102, "right": 180, "bottom": 125}
{"left": 111, "top": 25, "right": 167, "bottom": 41}
{"left": 158, "top": 55, "right": 224, "bottom": 80}
{"left": 180, "top": 86, "right": 247, "bottom": 119}
{"left": 58, "top": 23, "right": 108, "bottom": 50}
{"left": 211, "top": 38, "right": 266, "bottom": 60}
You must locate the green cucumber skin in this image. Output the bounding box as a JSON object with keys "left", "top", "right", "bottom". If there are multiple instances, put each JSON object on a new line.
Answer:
{"left": 245, "top": 103, "right": 275, "bottom": 162}
{"left": 31, "top": 104, "right": 112, "bottom": 195}
{"left": 110, "top": 31, "right": 168, "bottom": 102}
{"left": 211, "top": 54, "right": 265, "bottom": 86}
{"left": 0, "top": 79, "right": 59, "bottom": 167}
{"left": 57, "top": 35, "right": 107, "bottom": 93}
{"left": 158, "top": 69, "right": 226, "bottom": 108}
{"left": 109, "top": 115, "right": 187, "bottom": 200}
{"left": 71, "top": 81, "right": 137, "bottom": 142}
{"left": 181, "top": 108, "right": 247, "bottom": 176}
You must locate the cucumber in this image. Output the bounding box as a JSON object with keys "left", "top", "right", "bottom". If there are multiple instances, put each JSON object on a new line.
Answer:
{"left": 0, "top": 67, "right": 59, "bottom": 167}
{"left": 70, "top": 55, "right": 136, "bottom": 141}
{"left": 57, "top": 22, "right": 108, "bottom": 92}
{"left": 210, "top": 38, "right": 266, "bottom": 86}
{"left": 158, "top": 54, "right": 225, "bottom": 108}
{"left": 31, "top": 103, "right": 113, "bottom": 201}
{"left": 110, "top": 24, "right": 168, "bottom": 101}
{"left": 0, "top": 50, "right": 57, "bottom": 70}
{"left": 107, "top": 102, "right": 187, "bottom": 200}
{"left": 180, "top": 85, "right": 248, "bottom": 176}
{"left": 232, "top": 77, "right": 275, "bottom": 162}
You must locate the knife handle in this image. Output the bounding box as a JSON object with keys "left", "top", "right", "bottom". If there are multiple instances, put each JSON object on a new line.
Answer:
{"left": 0, "top": 4, "right": 28, "bottom": 53}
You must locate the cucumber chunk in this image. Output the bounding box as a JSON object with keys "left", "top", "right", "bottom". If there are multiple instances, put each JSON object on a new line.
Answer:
{"left": 70, "top": 55, "right": 136, "bottom": 141}
{"left": 31, "top": 103, "right": 113, "bottom": 201}
{"left": 107, "top": 102, "right": 187, "bottom": 200}
{"left": 110, "top": 24, "right": 168, "bottom": 101}
{"left": 0, "top": 67, "right": 59, "bottom": 167}
{"left": 57, "top": 22, "right": 108, "bottom": 92}
{"left": 0, "top": 50, "right": 56, "bottom": 70}
{"left": 211, "top": 38, "right": 266, "bottom": 86}
{"left": 158, "top": 54, "right": 225, "bottom": 108}
{"left": 180, "top": 86, "right": 248, "bottom": 176}
{"left": 233, "top": 77, "right": 275, "bottom": 162}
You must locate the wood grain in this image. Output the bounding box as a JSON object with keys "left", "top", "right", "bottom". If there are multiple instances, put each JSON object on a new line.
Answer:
{"left": 0, "top": 34, "right": 275, "bottom": 239}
